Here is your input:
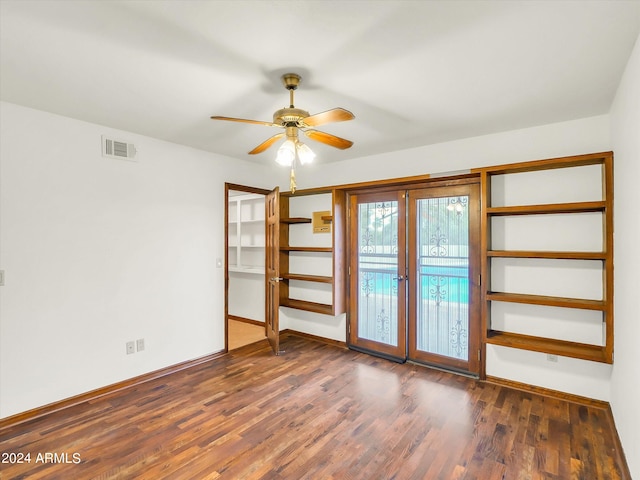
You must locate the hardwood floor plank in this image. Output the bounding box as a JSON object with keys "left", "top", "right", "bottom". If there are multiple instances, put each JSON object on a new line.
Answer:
{"left": 0, "top": 335, "right": 629, "bottom": 479}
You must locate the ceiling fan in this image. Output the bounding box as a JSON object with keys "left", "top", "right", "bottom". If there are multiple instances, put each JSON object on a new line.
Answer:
{"left": 211, "top": 73, "right": 355, "bottom": 191}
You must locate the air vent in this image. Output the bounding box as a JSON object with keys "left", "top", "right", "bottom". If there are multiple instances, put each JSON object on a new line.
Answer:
{"left": 102, "top": 135, "right": 137, "bottom": 161}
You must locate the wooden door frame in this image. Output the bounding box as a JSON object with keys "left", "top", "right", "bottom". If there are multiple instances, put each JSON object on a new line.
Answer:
{"left": 345, "top": 177, "right": 483, "bottom": 375}
{"left": 407, "top": 183, "right": 482, "bottom": 375}
{"left": 347, "top": 190, "right": 408, "bottom": 362}
{"left": 224, "top": 183, "right": 271, "bottom": 353}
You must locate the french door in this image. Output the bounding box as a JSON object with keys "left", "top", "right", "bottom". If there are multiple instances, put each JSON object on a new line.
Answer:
{"left": 348, "top": 183, "right": 481, "bottom": 374}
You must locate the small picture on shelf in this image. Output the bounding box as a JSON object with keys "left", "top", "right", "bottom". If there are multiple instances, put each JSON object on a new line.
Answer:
{"left": 313, "top": 211, "right": 331, "bottom": 234}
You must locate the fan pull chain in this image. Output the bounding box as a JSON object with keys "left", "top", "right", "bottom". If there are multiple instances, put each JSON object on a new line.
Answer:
{"left": 290, "top": 164, "right": 296, "bottom": 193}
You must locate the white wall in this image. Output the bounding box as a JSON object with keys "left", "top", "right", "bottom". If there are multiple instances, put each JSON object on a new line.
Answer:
{"left": 0, "top": 102, "right": 276, "bottom": 418}
{"left": 610, "top": 33, "right": 640, "bottom": 479}
{"left": 282, "top": 114, "right": 614, "bottom": 402}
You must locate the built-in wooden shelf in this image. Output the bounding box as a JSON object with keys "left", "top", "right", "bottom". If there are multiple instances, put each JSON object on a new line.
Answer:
{"left": 281, "top": 217, "right": 312, "bottom": 224}
{"left": 282, "top": 273, "right": 333, "bottom": 283}
{"left": 280, "top": 246, "right": 333, "bottom": 253}
{"left": 278, "top": 189, "right": 346, "bottom": 316}
{"left": 480, "top": 152, "right": 614, "bottom": 365}
{"left": 486, "top": 201, "right": 606, "bottom": 216}
{"left": 486, "top": 330, "right": 607, "bottom": 363}
{"left": 487, "top": 250, "right": 607, "bottom": 260}
{"left": 486, "top": 292, "right": 605, "bottom": 311}
{"left": 280, "top": 298, "right": 334, "bottom": 316}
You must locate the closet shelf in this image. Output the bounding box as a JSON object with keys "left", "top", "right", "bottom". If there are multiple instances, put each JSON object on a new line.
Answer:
{"left": 229, "top": 266, "right": 265, "bottom": 275}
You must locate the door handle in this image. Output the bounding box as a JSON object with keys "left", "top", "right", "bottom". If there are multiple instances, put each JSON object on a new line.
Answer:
{"left": 393, "top": 275, "right": 405, "bottom": 281}
{"left": 270, "top": 277, "right": 283, "bottom": 283}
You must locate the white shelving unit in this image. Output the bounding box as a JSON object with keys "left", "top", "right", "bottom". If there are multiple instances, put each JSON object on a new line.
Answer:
{"left": 228, "top": 191, "right": 266, "bottom": 323}
{"left": 228, "top": 193, "right": 265, "bottom": 274}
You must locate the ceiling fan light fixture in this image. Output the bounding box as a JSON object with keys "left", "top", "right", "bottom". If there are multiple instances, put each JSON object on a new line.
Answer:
{"left": 296, "top": 141, "right": 315, "bottom": 165}
{"left": 275, "top": 139, "right": 296, "bottom": 166}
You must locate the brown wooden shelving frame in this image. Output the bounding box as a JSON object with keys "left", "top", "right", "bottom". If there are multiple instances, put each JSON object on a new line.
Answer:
{"left": 278, "top": 189, "right": 346, "bottom": 316}
{"left": 478, "top": 151, "right": 614, "bottom": 365}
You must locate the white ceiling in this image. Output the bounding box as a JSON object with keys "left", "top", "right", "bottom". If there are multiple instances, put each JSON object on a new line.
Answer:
{"left": 1, "top": 0, "right": 639, "bottom": 164}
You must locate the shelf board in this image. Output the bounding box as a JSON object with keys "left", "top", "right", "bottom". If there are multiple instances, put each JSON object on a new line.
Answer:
{"left": 487, "top": 250, "right": 607, "bottom": 260}
{"left": 486, "top": 330, "right": 609, "bottom": 363}
{"left": 486, "top": 292, "right": 606, "bottom": 310}
{"left": 280, "top": 298, "right": 334, "bottom": 315}
{"left": 282, "top": 273, "right": 333, "bottom": 284}
{"left": 229, "top": 266, "right": 265, "bottom": 275}
{"left": 486, "top": 201, "right": 606, "bottom": 216}
{"left": 281, "top": 217, "right": 312, "bottom": 224}
{"left": 280, "top": 246, "right": 333, "bottom": 253}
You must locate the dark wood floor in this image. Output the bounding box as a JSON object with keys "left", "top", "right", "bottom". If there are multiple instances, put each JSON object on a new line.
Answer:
{"left": 0, "top": 334, "right": 627, "bottom": 480}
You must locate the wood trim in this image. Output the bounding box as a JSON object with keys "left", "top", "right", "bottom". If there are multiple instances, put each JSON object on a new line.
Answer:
{"left": 228, "top": 315, "right": 264, "bottom": 327}
{"left": 479, "top": 171, "right": 491, "bottom": 379}
{"left": 603, "top": 153, "right": 614, "bottom": 363}
{"left": 225, "top": 183, "right": 273, "bottom": 196}
{"left": 279, "top": 172, "right": 479, "bottom": 197}
{"left": 485, "top": 375, "right": 609, "bottom": 408}
{"left": 332, "top": 189, "right": 347, "bottom": 316}
{"left": 0, "top": 350, "right": 226, "bottom": 431}
{"left": 472, "top": 151, "right": 613, "bottom": 174}
{"left": 281, "top": 329, "right": 347, "bottom": 349}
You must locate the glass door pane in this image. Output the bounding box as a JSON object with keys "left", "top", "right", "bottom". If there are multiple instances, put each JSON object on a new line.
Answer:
{"left": 349, "top": 191, "right": 406, "bottom": 360}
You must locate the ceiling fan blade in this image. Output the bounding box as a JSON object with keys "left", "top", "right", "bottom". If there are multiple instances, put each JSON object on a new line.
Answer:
{"left": 304, "top": 130, "right": 354, "bottom": 150}
{"left": 248, "top": 133, "right": 285, "bottom": 154}
{"left": 302, "top": 108, "right": 355, "bottom": 127}
{"left": 211, "top": 116, "right": 280, "bottom": 127}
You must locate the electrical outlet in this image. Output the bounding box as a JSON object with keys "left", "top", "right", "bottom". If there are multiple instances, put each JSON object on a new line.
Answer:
{"left": 547, "top": 354, "right": 558, "bottom": 363}
{"left": 136, "top": 338, "right": 145, "bottom": 352}
{"left": 126, "top": 341, "right": 135, "bottom": 355}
